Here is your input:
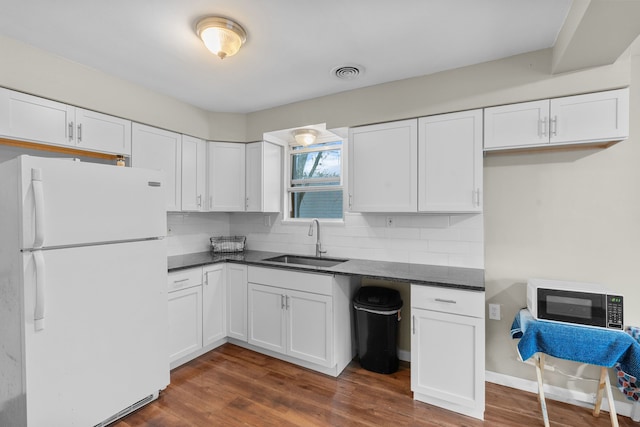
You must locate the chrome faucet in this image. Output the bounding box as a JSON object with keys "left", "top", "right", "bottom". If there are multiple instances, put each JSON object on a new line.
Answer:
{"left": 308, "top": 218, "right": 327, "bottom": 257}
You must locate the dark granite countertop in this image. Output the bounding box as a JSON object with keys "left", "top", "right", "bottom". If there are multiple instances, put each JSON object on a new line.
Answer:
{"left": 168, "top": 250, "right": 484, "bottom": 291}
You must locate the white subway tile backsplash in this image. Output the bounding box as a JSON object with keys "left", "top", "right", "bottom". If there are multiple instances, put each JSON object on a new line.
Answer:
{"left": 170, "top": 211, "right": 484, "bottom": 269}
{"left": 428, "top": 240, "right": 472, "bottom": 254}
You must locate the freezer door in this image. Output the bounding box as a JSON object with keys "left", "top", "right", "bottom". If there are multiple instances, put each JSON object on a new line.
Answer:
{"left": 22, "top": 239, "right": 169, "bottom": 427}
{"left": 18, "top": 155, "right": 165, "bottom": 249}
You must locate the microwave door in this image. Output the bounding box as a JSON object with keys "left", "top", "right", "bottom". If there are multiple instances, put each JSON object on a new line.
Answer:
{"left": 538, "top": 289, "right": 607, "bottom": 328}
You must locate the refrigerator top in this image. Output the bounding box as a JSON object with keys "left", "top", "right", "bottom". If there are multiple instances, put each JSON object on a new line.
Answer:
{"left": 8, "top": 155, "right": 166, "bottom": 250}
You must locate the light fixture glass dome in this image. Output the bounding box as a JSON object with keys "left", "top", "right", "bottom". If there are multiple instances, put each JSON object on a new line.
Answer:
{"left": 196, "top": 16, "right": 247, "bottom": 59}
{"left": 293, "top": 129, "right": 319, "bottom": 146}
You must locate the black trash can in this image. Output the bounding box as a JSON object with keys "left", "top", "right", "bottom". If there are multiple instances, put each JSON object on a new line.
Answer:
{"left": 353, "top": 286, "right": 403, "bottom": 374}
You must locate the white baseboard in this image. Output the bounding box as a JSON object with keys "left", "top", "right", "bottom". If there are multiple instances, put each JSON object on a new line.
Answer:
{"left": 398, "top": 349, "right": 410, "bottom": 362}
{"left": 485, "top": 370, "right": 640, "bottom": 421}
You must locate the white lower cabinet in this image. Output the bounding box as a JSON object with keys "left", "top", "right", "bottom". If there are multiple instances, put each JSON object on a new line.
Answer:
{"left": 203, "top": 264, "right": 226, "bottom": 347}
{"left": 167, "top": 269, "right": 203, "bottom": 366}
{"left": 248, "top": 283, "right": 333, "bottom": 367}
{"left": 226, "top": 263, "right": 248, "bottom": 341}
{"left": 411, "top": 284, "right": 485, "bottom": 420}
{"left": 247, "top": 266, "right": 357, "bottom": 376}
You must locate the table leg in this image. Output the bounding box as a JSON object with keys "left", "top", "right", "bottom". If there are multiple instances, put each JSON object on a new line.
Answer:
{"left": 594, "top": 367, "right": 606, "bottom": 417}
{"left": 534, "top": 353, "right": 550, "bottom": 427}
{"left": 593, "top": 367, "right": 619, "bottom": 427}
{"left": 603, "top": 368, "right": 619, "bottom": 427}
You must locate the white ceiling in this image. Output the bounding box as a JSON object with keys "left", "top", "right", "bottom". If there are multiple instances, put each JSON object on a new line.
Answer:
{"left": 0, "top": 0, "right": 572, "bottom": 114}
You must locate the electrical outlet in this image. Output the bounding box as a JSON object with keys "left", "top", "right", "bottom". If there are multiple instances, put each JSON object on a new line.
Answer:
{"left": 386, "top": 216, "right": 394, "bottom": 227}
{"left": 489, "top": 303, "right": 501, "bottom": 320}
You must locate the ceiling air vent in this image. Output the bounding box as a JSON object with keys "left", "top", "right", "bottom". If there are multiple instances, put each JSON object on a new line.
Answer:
{"left": 331, "top": 65, "right": 364, "bottom": 80}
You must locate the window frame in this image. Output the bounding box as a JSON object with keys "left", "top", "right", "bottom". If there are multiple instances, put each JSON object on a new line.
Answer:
{"left": 284, "top": 140, "right": 344, "bottom": 222}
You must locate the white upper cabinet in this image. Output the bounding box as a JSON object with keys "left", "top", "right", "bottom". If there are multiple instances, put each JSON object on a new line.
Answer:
{"left": 0, "top": 88, "right": 131, "bottom": 156}
{"left": 207, "top": 141, "right": 246, "bottom": 211}
{"left": 181, "top": 135, "right": 206, "bottom": 211}
{"left": 246, "top": 141, "right": 282, "bottom": 212}
{"left": 73, "top": 108, "right": 131, "bottom": 155}
{"left": 549, "top": 89, "right": 629, "bottom": 145}
{"left": 348, "top": 119, "right": 418, "bottom": 212}
{"left": 484, "top": 88, "right": 629, "bottom": 151}
{"left": 0, "top": 88, "right": 74, "bottom": 148}
{"left": 131, "top": 123, "right": 182, "bottom": 211}
{"left": 418, "top": 110, "right": 483, "bottom": 213}
{"left": 483, "top": 100, "right": 549, "bottom": 149}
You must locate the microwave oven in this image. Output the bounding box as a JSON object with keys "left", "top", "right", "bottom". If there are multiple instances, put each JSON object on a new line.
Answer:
{"left": 527, "top": 278, "right": 623, "bottom": 330}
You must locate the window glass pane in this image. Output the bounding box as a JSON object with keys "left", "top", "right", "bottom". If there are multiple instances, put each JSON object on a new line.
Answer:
{"left": 290, "top": 191, "right": 343, "bottom": 219}
{"left": 291, "top": 149, "right": 341, "bottom": 182}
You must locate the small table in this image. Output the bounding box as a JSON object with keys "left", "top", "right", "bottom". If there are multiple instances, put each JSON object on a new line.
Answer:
{"left": 511, "top": 309, "right": 640, "bottom": 427}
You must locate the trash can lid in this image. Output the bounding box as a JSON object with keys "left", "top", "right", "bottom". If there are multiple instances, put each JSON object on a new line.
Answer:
{"left": 353, "top": 286, "right": 403, "bottom": 311}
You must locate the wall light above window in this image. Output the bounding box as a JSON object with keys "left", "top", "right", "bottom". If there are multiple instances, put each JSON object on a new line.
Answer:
{"left": 196, "top": 16, "right": 247, "bottom": 59}
{"left": 293, "top": 129, "right": 319, "bottom": 146}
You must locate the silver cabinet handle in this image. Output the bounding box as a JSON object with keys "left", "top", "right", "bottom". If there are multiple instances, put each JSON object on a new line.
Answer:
{"left": 68, "top": 121, "right": 74, "bottom": 141}
{"left": 348, "top": 194, "right": 352, "bottom": 209}
{"left": 412, "top": 315, "right": 415, "bottom": 334}
{"left": 77, "top": 123, "right": 83, "bottom": 142}
{"left": 209, "top": 196, "right": 213, "bottom": 210}
{"left": 538, "top": 117, "right": 548, "bottom": 138}
{"left": 473, "top": 189, "right": 481, "bottom": 207}
{"left": 197, "top": 195, "right": 202, "bottom": 207}
{"left": 173, "top": 278, "right": 189, "bottom": 284}
{"left": 435, "top": 298, "right": 457, "bottom": 304}
{"left": 550, "top": 115, "right": 558, "bottom": 137}
{"left": 281, "top": 294, "right": 285, "bottom": 309}
{"left": 286, "top": 295, "right": 290, "bottom": 310}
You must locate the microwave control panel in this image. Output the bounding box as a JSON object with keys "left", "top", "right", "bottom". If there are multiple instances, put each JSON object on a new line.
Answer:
{"left": 606, "top": 295, "right": 624, "bottom": 329}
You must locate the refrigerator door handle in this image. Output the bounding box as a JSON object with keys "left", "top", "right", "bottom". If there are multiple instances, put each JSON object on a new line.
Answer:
{"left": 33, "top": 251, "right": 46, "bottom": 331}
{"left": 32, "top": 168, "right": 46, "bottom": 248}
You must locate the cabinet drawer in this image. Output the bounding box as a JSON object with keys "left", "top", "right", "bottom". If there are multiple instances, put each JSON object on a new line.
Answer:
{"left": 411, "top": 284, "right": 484, "bottom": 318}
{"left": 248, "top": 266, "right": 333, "bottom": 295}
{"left": 168, "top": 268, "right": 202, "bottom": 292}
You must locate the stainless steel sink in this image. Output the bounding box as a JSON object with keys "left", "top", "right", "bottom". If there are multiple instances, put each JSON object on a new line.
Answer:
{"left": 263, "top": 254, "right": 348, "bottom": 268}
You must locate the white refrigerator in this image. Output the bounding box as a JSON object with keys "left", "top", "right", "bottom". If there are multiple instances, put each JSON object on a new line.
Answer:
{"left": 0, "top": 155, "right": 170, "bottom": 426}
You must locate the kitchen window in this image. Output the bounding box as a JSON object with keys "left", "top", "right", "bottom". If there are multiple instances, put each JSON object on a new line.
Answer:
{"left": 288, "top": 140, "right": 343, "bottom": 219}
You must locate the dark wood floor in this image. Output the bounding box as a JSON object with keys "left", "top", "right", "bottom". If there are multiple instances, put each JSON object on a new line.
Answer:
{"left": 114, "top": 343, "right": 635, "bottom": 426}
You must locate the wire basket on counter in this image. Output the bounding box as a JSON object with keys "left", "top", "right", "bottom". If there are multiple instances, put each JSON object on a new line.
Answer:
{"left": 210, "top": 236, "right": 246, "bottom": 253}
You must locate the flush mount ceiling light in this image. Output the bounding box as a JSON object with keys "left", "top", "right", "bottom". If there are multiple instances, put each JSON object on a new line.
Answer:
{"left": 293, "top": 129, "right": 319, "bottom": 146}
{"left": 196, "top": 16, "right": 247, "bottom": 59}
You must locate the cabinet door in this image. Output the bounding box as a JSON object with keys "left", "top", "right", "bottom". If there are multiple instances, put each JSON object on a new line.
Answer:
{"left": 131, "top": 123, "right": 182, "bottom": 211}
{"left": 245, "top": 142, "right": 263, "bottom": 212}
{"left": 207, "top": 141, "right": 246, "bottom": 211}
{"left": 74, "top": 108, "right": 132, "bottom": 156}
{"left": 181, "top": 135, "right": 206, "bottom": 211}
{"left": 418, "top": 110, "right": 483, "bottom": 212}
{"left": 483, "top": 100, "right": 549, "bottom": 149}
{"left": 411, "top": 307, "right": 485, "bottom": 419}
{"left": 550, "top": 88, "right": 629, "bottom": 145}
{"left": 203, "top": 264, "right": 226, "bottom": 347}
{"left": 227, "top": 264, "right": 248, "bottom": 341}
{"left": 0, "top": 87, "right": 74, "bottom": 148}
{"left": 348, "top": 119, "right": 418, "bottom": 212}
{"left": 286, "top": 289, "right": 333, "bottom": 367}
{"left": 248, "top": 283, "right": 286, "bottom": 354}
{"left": 168, "top": 285, "right": 203, "bottom": 364}
{"left": 246, "top": 141, "right": 283, "bottom": 213}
